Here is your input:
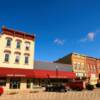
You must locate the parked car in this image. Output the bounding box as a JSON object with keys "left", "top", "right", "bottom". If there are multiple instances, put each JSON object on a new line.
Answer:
{"left": 96, "top": 82, "right": 100, "bottom": 88}
{"left": 66, "top": 80, "right": 85, "bottom": 91}
{"left": 86, "top": 84, "right": 94, "bottom": 90}
{"left": 45, "top": 84, "right": 67, "bottom": 92}
{"left": 0, "top": 87, "right": 3, "bottom": 95}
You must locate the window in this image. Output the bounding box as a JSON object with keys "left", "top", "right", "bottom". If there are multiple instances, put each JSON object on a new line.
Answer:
{"left": 77, "top": 62, "right": 80, "bottom": 67}
{"left": 73, "top": 62, "right": 77, "bottom": 70}
{"left": 88, "top": 64, "right": 90, "bottom": 70}
{"left": 24, "top": 55, "right": 29, "bottom": 64}
{"left": 90, "top": 65, "right": 93, "bottom": 71}
{"left": 0, "top": 78, "right": 6, "bottom": 86}
{"left": 16, "top": 41, "right": 21, "bottom": 49}
{"left": 10, "top": 78, "right": 20, "bottom": 89}
{"left": 27, "top": 80, "right": 31, "bottom": 88}
{"left": 25, "top": 42, "right": 30, "bottom": 50}
{"left": 15, "top": 54, "right": 20, "bottom": 63}
{"left": 93, "top": 65, "right": 96, "bottom": 71}
{"left": 4, "top": 53, "right": 10, "bottom": 62}
{"left": 6, "top": 38, "right": 12, "bottom": 47}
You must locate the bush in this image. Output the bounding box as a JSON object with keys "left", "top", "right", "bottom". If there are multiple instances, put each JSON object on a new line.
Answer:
{"left": 86, "top": 84, "right": 94, "bottom": 90}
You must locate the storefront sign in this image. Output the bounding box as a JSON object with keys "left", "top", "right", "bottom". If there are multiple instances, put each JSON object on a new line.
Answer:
{"left": 6, "top": 74, "right": 26, "bottom": 77}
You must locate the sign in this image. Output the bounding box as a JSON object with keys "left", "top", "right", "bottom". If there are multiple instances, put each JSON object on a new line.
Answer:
{"left": 7, "top": 74, "right": 26, "bottom": 77}
{"left": 76, "top": 73, "right": 84, "bottom": 77}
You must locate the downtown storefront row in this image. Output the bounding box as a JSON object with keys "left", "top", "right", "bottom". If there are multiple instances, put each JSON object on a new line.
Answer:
{"left": 0, "top": 67, "right": 76, "bottom": 93}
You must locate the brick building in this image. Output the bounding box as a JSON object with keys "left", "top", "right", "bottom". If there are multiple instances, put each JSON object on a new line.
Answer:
{"left": 86, "top": 57, "right": 98, "bottom": 77}
{"left": 97, "top": 59, "right": 100, "bottom": 78}
{"left": 54, "top": 52, "right": 87, "bottom": 78}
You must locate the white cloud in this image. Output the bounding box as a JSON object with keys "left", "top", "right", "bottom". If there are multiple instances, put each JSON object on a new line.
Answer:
{"left": 54, "top": 38, "right": 65, "bottom": 45}
{"left": 87, "top": 32, "right": 95, "bottom": 41}
{"left": 80, "top": 32, "right": 95, "bottom": 42}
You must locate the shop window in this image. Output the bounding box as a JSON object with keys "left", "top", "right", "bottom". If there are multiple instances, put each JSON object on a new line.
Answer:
{"left": 15, "top": 54, "right": 20, "bottom": 63}
{"left": 33, "top": 79, "right": 40, "bottom": 86}
{"left": 27, "top": 80, "right": 31, "bottom": 88}
{"left": 10, "top": 78, "right": 20, "bottom": 89}
{"left": 16, "top": 41, "right": 21, "bottom": 49}
{"left": 25, "top": 42, "right": 30, "bottom": 50}
{"left": 24, "top": 55, "right": 29, "bottom": 64}
{"left": 6, "top": 38, "right": 12, "bottom": 47}
{"left": 4, "top": 53, "right": 10, "bottom": 62}
{"left": 0, "top": 78, "right": 6, "bottom": 86}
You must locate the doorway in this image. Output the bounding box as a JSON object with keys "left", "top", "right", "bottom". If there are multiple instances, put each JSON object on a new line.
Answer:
{"left": 10, "top": 78, "right": 20, "bottom": 89}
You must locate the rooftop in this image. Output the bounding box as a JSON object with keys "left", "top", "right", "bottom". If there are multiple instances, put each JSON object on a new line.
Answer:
{"left": 1, "top": 26, "right": 35, "bottom": 40}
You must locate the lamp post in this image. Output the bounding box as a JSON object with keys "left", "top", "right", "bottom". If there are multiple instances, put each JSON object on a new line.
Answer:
{"left": 56, "top": 66, "right": 58, "bottom": 79}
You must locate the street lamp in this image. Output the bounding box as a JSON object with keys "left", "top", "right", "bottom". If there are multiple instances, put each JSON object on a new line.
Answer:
{"left": 56, "top": 66, "right": 58, "bottom": 79}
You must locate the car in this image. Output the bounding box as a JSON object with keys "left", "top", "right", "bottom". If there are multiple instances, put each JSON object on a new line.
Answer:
{"left": 96, "top": 83, "right": 100, "bottom": 88}
{"left": 45, "top": 84, "right": 67, "bottom": 92}
{"left": 0, "top": 87, "right": 4, "bottom": 95}
{"left": 86, "top": 84, "right": 94, "bottom": 90}
{"left": 65, "top": 80, "right": 85, "bottom": 91}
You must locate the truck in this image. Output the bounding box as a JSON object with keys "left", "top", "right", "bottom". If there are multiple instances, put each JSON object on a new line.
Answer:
{"left": 66, "top": 80, "right": 85, "bottom": 91}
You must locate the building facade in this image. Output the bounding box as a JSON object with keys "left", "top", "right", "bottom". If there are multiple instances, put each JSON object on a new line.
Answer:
{"left": 0, "top": 27, "right": 35, "bottom": 69}
{"left": 54, "top": 53, "right": 87, "bottom": 78}
{"left": 0, "top": 26, "right": 76, "bottom": 93}
{"left": 96, "top": 59, "right": 100, "bottom": 78}
{"left": 54, "top": 52, "right": 100, "bottom": 80}
{"left": 0, "top": 26, "right": 35, "bottom": 69}
{"left": 86, "top": 57, "right": 98, "bottom": 77}
{"left": 0, "top": 26, "right": 35, "bottom": 93}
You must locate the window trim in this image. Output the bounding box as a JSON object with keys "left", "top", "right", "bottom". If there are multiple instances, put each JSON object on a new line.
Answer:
{"left": 14, "top": 53, "right": 20, "bottom": 64}
{"left": 16, "top": 40, "right": 21, "bottom": 49}
{"left": 4, "top": 53, "right": 10, "bottom": 63}
{"left": 25, "top": 42, "right": 30, "bottom": 51}
{"left": 24, "top": 55, "right": 29, "bottom": 64}
{"left": 6, "top": 38, "right": 12, "bottom": 47}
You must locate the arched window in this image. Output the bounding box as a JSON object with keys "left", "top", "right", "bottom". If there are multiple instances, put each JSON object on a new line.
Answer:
{"left": 16, "top": 40, "right": 21, "bottom": 49}
{"left": 6, "top": 38, "right": 12, "bottom": 47}
{"left": 15, "top": 53, "right": 20, "bottom": 63}
{"left": 4, "top": 53, "right": 10, "bottom": 62}
{"left": 24, "top": 55, "right": 29, "bottom": 64}
{"left": 25, "top": 42, "right": 30, "bottom": 50}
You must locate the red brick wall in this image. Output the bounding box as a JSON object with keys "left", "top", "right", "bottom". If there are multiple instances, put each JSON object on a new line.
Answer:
{"left": 86, "top": 57, "right": 97, "bottom": 77}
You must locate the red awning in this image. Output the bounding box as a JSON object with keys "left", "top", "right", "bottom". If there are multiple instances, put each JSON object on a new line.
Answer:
{"left": 0, "top": 67, "right": 34, "bottom": 78}
{"left": 33, "top": 69, "right": 75, "bottom": 79}
{"left": 0, "top": 67, "right": 76, "bottom": 79}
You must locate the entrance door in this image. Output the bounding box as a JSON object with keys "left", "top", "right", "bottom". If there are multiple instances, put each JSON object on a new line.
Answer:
{"left": 10, "top": 78, "right": 20, "bottom": 89}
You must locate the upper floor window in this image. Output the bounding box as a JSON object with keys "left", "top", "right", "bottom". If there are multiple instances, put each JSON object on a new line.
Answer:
{"left": 77, "top": 62, "right": 80, "bottom": 67}
{"left": 87, "top": 64, "right": 90, "bottom": 70}
{"left": 25, "top": 42, "right": 30, "bottom": 50}
{"left": 4, "top": 53, "right": 10, "bottom": 62}
{"left": 93, "top": 65, "right": 96, "bottom": 71}
{"left": 24, "top": 55, "right": 29, "bottom": 64}
{"left": 16, "top": 41, "right": 21, "bottom": 49}
{"left": 15, "top": 54, "right": 20, "bottom": 63}
{"left": 6, "top": 38, "right": 12, "bottom": 47}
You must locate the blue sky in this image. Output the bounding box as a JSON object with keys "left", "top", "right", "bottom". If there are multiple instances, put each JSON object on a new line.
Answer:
{"left": 0, "top": 0, "right": 100, "bottom": 61}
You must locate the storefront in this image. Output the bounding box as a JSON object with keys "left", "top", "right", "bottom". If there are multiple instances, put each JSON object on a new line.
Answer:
{"left": 0, "top": 67, "right": 76, "bottom": 93}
